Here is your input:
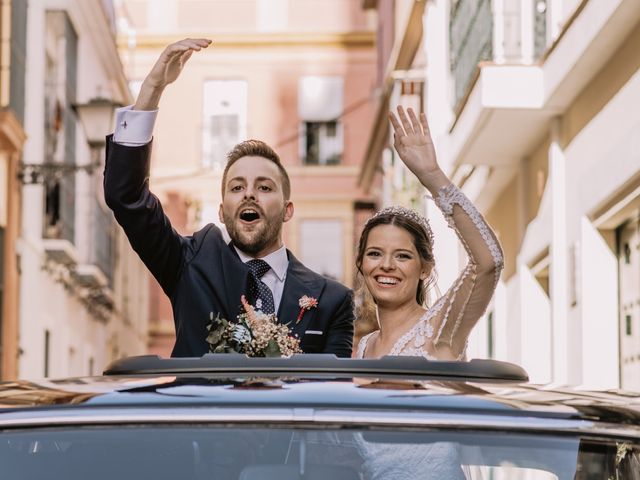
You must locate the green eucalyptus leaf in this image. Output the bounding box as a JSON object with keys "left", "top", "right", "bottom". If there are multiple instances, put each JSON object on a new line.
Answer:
{"left": 264, "top": 339, "right": 282, "bottom": 358}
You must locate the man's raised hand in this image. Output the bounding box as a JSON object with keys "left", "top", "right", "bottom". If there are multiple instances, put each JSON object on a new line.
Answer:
{"left": 134, "top": 38, "right": 212, "bottom": 111}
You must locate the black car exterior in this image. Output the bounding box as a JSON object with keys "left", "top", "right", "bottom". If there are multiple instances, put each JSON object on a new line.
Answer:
{"left": 0, "top": 355, "right": 639, "bottom": 479}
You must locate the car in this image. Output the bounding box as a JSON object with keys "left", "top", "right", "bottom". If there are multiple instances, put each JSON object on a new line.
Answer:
{"left": 0, "top": 354, "right": 639, "bottom": 479}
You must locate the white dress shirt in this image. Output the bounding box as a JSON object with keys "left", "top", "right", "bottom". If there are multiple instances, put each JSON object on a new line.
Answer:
{"left": 112, "top": 106, "right": 289, "bottom": 311}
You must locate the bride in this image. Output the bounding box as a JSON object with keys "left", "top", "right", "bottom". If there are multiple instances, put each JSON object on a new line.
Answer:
{"left": 352, "top": 107, "right": 504, "bottom": 480}
{"left": 355, "top": 106, "right": 504, "bottom": 361}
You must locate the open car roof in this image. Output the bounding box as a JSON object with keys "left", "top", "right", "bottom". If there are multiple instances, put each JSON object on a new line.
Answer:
{"left": 103, "top": 354, "right": 530, "bottom": 383}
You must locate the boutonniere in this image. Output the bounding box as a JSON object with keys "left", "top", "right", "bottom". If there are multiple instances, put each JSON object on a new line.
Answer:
{"left": 296, "top": 295, "right": 318, "bottom": 324}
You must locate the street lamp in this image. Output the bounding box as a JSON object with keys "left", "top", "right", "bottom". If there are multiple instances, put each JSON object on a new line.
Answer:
{"left": 73, "top": 97, "right": 121, "bottom": 149}
{"left": 74, "top": 96, "right": 122, "bottom": 175}
{"left": 18, "top": 96, "right": 121, "bottom": 184}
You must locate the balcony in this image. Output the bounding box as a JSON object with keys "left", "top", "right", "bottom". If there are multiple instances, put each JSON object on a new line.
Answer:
{"left": 42, "top": 238, "right": 78, "bottom": 266}
{"left": 448, "top": 0, "right": 640, "bottom": 172}
{"left": 450, "top": 0, "right": 493, "bottom": 109}
{"left": 72, "top": 264, "right": 108, "bottom": 289}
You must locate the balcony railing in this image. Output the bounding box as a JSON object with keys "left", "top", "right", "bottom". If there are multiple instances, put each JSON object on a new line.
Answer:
{"left": 450, "top": 0, "right": 493, "bottom": 109}
{"left": 534, "top": 0, "right": 548, "bottom": 59}
{"left": 449, "top": 0, "right": 550, "bottom": 110}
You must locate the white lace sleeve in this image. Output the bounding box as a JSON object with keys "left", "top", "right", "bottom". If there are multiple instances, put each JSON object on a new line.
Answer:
{"left": 430, "top": 184, "right": 504, "bottom": 356}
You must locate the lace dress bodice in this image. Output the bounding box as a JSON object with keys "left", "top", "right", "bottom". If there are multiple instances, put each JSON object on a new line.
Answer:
{"left": 357, "top": 184, "right": 504, "bottom": 360}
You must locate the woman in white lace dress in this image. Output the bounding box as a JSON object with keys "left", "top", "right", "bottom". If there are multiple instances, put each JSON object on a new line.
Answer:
{"left": 355, "top": 106, "right": 504, "bottom": 361}
{"left": 352, "top": 107, "right": 504, "bottom": 480}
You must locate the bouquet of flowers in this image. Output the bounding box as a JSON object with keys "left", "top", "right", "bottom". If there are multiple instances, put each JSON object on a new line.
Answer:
{"left": 206, "top": 296, "right": 302, "bottom": 357}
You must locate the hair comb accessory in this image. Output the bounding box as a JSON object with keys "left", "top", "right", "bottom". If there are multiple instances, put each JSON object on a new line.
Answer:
{"left": 366, "top": 205, "right": 434, "bottom": 249}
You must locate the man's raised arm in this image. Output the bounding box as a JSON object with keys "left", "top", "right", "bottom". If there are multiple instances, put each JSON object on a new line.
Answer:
{"left": 114, "top": 38, "right": 212, "bottom": 146}
{"left": 104, "top": 38, "right": 212, "bottom": 296}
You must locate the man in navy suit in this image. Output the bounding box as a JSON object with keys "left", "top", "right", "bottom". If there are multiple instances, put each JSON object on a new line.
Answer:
{"left": 104, "top": 38, "right": 354, "bottom": 357}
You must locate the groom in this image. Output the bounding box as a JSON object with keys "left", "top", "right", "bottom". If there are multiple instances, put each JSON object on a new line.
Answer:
{"left": 104, "top": 38, "right": 354, "bottom": 357}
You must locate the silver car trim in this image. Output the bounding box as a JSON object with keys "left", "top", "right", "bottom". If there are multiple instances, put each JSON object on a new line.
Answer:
{"left": 1, "top": 408, "right": 639, "bottom": 439}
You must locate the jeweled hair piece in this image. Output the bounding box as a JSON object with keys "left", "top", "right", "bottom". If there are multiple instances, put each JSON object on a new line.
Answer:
{"left": 365, "top": 206, "right": 434, "bottom": 250}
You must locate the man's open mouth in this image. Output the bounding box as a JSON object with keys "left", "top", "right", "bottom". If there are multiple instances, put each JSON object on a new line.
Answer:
{"left": 239, "top": 208, "right": 261, "bottom": 222}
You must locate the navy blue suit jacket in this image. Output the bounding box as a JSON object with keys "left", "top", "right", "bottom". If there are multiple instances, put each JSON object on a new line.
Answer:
{"left": 103, "top": 137, "right": 354, "bottom": 357}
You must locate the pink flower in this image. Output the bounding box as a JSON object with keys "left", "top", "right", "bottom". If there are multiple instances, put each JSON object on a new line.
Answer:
{"left": 296, "top": 295, "right": 318, "bottom": 324}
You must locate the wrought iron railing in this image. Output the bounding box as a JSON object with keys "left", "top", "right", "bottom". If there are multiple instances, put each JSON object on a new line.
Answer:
{"left": 534, "top": 0, "right": 548, "bottom": 59}
{"left": 450, "top": 0, "right": 493, "bottom": 109}
{"left": 449, "top": 0, "right": 550, "bottom": 110}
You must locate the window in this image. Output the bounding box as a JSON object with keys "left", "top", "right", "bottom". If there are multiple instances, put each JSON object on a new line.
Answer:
{"left": 202, "top": 80, "right": 247, "bottom": 171}
{"left": 298, "top": 76, "right": 343, "bottom": 165}
{"left": 43, "top": 11, "right": 77, "bottom": 245}
{"left": 302, "top": 121, "right": 341, "bottom": 165}
{"left": 0, "top": 427, "right": 637, "bottom": 479}
{"left": 299, "top": 220, "right": 343, "bottom": 282}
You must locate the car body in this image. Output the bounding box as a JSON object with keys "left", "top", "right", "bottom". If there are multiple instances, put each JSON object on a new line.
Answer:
{"left": 0, "top": 355, "right": 639, "bottom": 479}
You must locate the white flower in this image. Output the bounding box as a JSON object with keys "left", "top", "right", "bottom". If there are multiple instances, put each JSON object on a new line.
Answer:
{"left": 231, "top": 324, "right": 252, "bottom": 344}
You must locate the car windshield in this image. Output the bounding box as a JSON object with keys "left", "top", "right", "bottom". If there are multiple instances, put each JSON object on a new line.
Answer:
{"left": 1, "top": 426, "right": 638, "bottom": 480}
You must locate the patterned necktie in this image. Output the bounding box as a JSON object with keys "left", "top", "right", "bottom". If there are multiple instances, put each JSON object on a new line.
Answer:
{"left": 246, "top": 259, "right": 275, "bottom": 315}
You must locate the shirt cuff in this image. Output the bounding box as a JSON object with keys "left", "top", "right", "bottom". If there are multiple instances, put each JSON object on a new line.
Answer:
{"left": 112, "top": 105, "right": 158, "bottom": 146}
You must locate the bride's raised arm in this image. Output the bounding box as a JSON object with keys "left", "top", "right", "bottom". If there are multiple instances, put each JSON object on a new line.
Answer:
{"left": 389, "top": 107, "right": 504, "bottom": 359}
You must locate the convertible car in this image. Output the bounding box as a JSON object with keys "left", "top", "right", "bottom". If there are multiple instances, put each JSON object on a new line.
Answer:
{"left": 0, "top": 355, "right": 638, "bottom": 479}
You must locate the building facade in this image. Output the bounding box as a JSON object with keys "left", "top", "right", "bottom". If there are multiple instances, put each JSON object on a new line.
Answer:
{"left": 15, "top": 0, "right": 150, "bottom": 379}
{"left": 361, "top": 0, "right": 640, "bottom": 389}
{"left": 0, "top": 0, "right": 28, "bottom": 379}
{"left": 116, "top": 0, "right": 378, "bottom": 356}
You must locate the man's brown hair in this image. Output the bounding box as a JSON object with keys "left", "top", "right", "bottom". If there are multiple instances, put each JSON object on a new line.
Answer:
{"left": 221, "top": 139, "right": 291, "bottom": 200}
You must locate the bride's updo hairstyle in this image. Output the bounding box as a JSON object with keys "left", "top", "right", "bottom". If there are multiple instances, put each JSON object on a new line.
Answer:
{"left": 356, "top": 206, "right": 436, "bottom": 305}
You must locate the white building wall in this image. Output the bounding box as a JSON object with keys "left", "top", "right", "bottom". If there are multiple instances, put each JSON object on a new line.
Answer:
{"left": 18, "top": 0, "right": 147, "bottom": 379}
{"left": 416, "top": 0, "right": 639, "bottom": 388}
{"left": 518, "top": 266, "right": 553, "bottom": 384}
{"left": 579, "top": 218, "right": 618, "bottom": 389}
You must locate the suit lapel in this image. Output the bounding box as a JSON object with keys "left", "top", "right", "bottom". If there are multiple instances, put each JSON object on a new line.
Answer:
{"left": 278, "top": 251, "right": 324, "bottom": 337}
{"left": 221, "top": 242, "right": 250, "bottom": 319}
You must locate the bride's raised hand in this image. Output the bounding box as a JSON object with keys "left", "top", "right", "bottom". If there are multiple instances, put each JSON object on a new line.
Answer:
{"left": 389, "top": 106, "right": 440, "bottom": 179}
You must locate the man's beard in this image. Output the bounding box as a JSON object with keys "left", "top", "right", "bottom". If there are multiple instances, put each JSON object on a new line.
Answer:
{"left": 224, "top": 209, "right": 283, "bottom": 256}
